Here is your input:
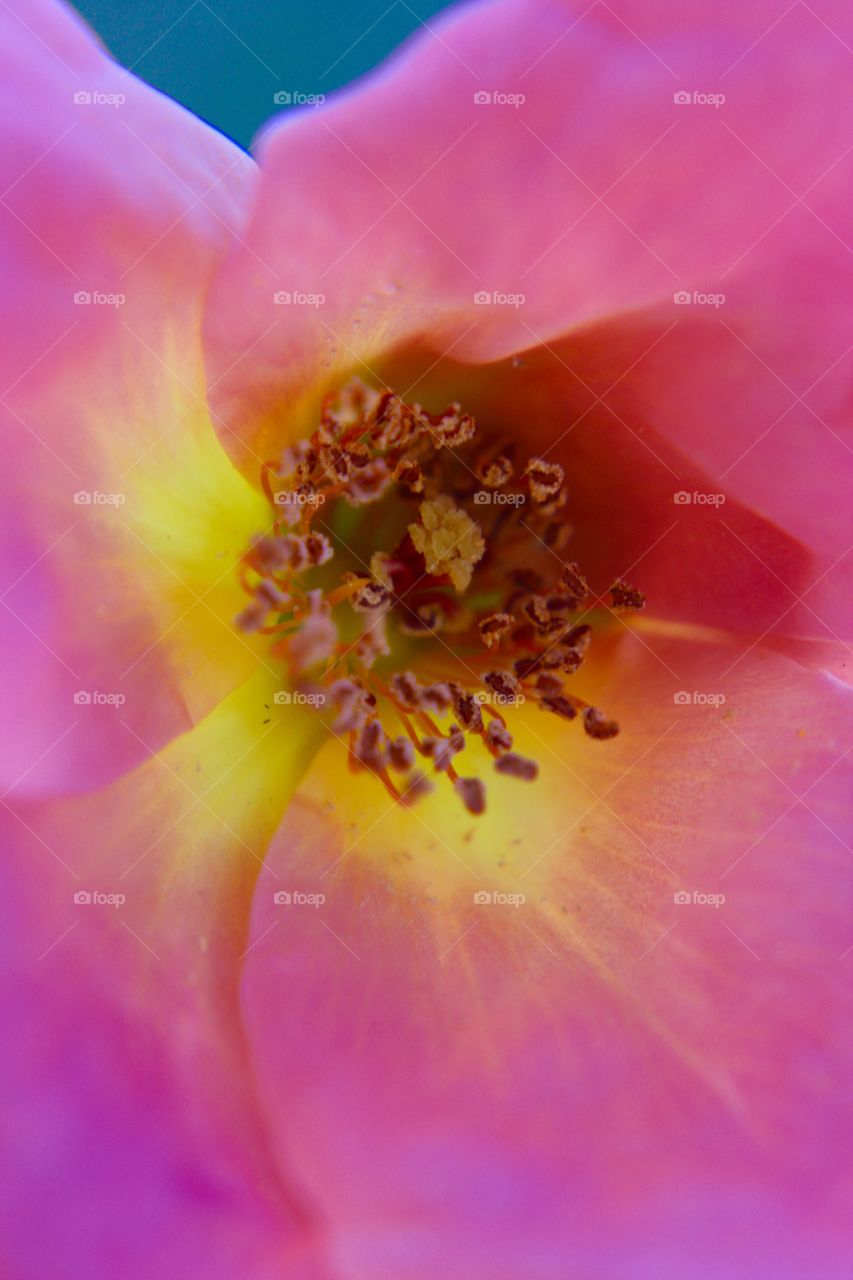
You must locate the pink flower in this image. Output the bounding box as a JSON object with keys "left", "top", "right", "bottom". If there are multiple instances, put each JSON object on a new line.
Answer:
{"left": 1, "top": 1, "right": 850, "bottom": 1278}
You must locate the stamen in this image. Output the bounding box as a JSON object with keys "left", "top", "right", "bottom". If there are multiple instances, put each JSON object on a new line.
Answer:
{"left": 610, "top": 580, "right": 645, "bottom": 611}
{"left": 525, "top": 458, "right": 565, "bottom": 502}
{"left": 479, "top": 612, "right": 513, "bottom": 648}
{"left": 495, "top": 752, "right": 539, "bottom": 781}
{"left": 234, "top": 377, "right": 630, "bottom": 816}
{"left": 455, "top": 776, "right": 486, "bottom": 815}
{"left": 583, "top": 707, "right": 620, "bottom": 739}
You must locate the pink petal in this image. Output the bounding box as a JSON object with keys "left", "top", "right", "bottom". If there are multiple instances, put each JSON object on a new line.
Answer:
{"left": 204, "top": 0, "right": 852, "bottom": 486}
{"left": 0, "top": 0, "right": 258, "bottom": 795}
{"left": 0, "top": 674, "right": 331, "bottom": 1280}
{"left": 241, "top": 635, "right": 852, "bottom": 1278}
{"left": 426, "top": 342, "right": 852, "bottom": 664}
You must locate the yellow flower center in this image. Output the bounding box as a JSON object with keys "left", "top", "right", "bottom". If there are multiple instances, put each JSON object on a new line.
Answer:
{"left": 234, "top": 379, "right": 643, "bottom": 815}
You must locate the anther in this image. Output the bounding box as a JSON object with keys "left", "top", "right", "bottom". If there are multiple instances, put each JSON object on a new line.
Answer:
{"left": 455, "top": 776, "right": 486, "bottom": 815}
{"left": 610, "top": 581, "right": 645, "bottom": 611}
{"left": 583, "top": 707, "right": 620, "bottom": 739}
{"left": 495, "top": 752, "right": 539, "bottom": 781}
{"left": 525, "top": 458, "right": 564, "bottom": 502}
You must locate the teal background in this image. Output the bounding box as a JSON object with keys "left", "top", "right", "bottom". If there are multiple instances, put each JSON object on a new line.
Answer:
{"left": 72, "top": 0, "right": 457, "bottom": 150}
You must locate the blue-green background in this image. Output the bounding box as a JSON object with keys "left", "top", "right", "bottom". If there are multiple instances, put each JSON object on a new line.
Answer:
{"left": 73, "top": 0, "right": 457, "bottom": 150}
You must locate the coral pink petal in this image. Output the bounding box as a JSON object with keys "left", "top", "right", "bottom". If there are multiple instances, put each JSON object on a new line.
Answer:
{"left": 0, "top": 679, "right": 331, "bottom": 1280}
{"left": 241, "top": 637, "right": 852, "bottom": 1279}
{"left": 0, "top": 0, "right": 258, "bottom": 795}
{"left": 204, "top": 0, "right": 852, "bottom": 486}
{"left": 431, "top": 344, "right": 852, "bottom": 663}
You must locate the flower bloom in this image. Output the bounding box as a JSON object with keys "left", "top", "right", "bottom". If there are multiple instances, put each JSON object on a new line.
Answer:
{"left": 1, "top": 1, "right": 851, "bottom": 1278}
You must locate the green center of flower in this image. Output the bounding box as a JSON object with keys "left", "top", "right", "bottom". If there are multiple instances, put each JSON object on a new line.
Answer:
{"left": 235, "top": 379, "right": 643, "bottom": 815}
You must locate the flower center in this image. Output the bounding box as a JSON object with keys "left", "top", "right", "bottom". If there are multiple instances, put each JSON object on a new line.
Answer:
{"left": 235, "top": 380, "right": 643, "bottom": 815}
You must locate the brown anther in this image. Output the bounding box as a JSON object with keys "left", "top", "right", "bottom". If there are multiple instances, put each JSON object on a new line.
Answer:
{"left": 559, "top": 562, "right": 590, "bottom": 604}
{"left": 387, "top": 736, "right": 415, "bottom": 771}
{"left": 279, "top": 535, "right": 309, "bottom": 572}
{"left": 495, "top": 752, "right": 539, "bottom": 781}
{"left": 422, "top": 733, "right": 462, "bottom": 773}
{"left": 455, "top": 776, "right": 486, "bottom": 815}
{"left": 428, "top": 403, "right": 476, "bottom": 448}
{"left": 399, "top": 603, "right": 445, "bottom": 636}
{"left": 525, "top": 458, "right": 564, "bottom": 502}
{"left": 583, "top": 707, "right": 620, "bottom": 739}
{"left": 249, "top": 534, "right": 291, "bottom": 574}
{"left": 345, "top": 459, "right": 390, "bottom": 506}
{"left": 478, "top": 611, "right": 514, "bottom": 649}
{"left": 292, "top": 455, "right": 317, "bottom": 487}
{"left": 304, "top": 532, "right": 334, "bottom": 566}
{"left": 484, "top": 670, "right": 521, "bottom": 703}
{"left": 540, "top": 694, "right": 578, "bottom": 721}
{"left": 256, "top": 579, "right": 290, "bottom": 610}
{"left": 420, "top": 683, "right": 453, "bottom": 714}
{"left": 513, "top": 655, "right": 543, "bottom": 680}
{"left": 370, "top": 396, "right": 419, "bottom": 451}
{"left": 235, "top": 600, "right": 267, "bottom": 633}
{"left": 534, "top": 672, "right": 564, "bottom": 697}
{"left": 401, "top": 773, "right": 434, "bottom": 805}
{"left": 277, "top": 440, "right": 311, "bottom": 479}
{"left": 564, "top": 624, "right": 592, "bottom": 655}
{"left": 318, "top": 445, "right": 352, "bottom": 481}
{"left": 288, "top": 613, "right": 338, "bottom": 673}
{"left": 328, "top": 677, "right": 359, "bottom": 703}
{"left": 354, "top": 719, "right": 387, "bottom": 771}
{"left": 348, "top": 442, "right": 372, "bottom": 469}
{"left": 391, "top": 671, "right": 422, "bottom": 711}
{"left": 304, "top": 588, "right": 328, "bottom": 614}
{"left": 333, "top": 700, "right": 368, "bottom": 735}
{"left": 537, "top": 644, "right": 582, "bottom": 673}
{"left": 351, "top": 579, "right": 392, "bottom": 612}
{"left": 394, "top": 459, "right": 424, "bottom": 494}
{"left": 450, "top": 685, "right": 484, "bottom": 732}
{"left": 521, "top": 595, "right": 552, "bottom": 629}
{"left": 485, "top": 719, "right": 513, "bottom": 753}
{"left": 610, "top": 580, "right": 645, "bottom": 611}
{"left": 355, "top": 614, "right": 390, "bottom": 670}
{"left": 476, "top": 454, "right": 513, "bottom": 488}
